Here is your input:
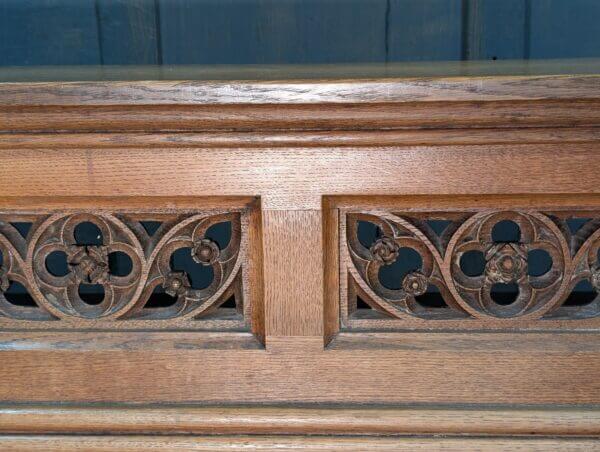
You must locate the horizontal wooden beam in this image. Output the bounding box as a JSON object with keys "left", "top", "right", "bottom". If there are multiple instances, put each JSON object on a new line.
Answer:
{"left": 0, "top": 332, "right": 599, "bottom": 404}
{"left": 0, "top": 405, "right": 598, "bottom": 436}
{"left": 1, "top": 145, "right": 599, "bottom": 210}
{"left": 1, "top": 75, "right": 599, "bottom": 106}
{"left": 0, "top": 435, "right": 596, "bottom": 451}
{"left": 2, "top": 100, "right": 600, "bottom": 133}
{"left": 2, "top": 127, "right": 600, "bottom": 148}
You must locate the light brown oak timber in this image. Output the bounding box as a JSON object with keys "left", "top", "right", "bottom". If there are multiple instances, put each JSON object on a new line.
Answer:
{"left": 0, "top": 405, "right": 599, "bottom": 436}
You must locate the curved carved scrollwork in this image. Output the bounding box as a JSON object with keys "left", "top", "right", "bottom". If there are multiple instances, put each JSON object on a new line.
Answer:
{"left": 347, "top": 212, "right": 466, "bottom": 319}
{"left": 0, "top": 210, "right": 245, "bottom": 325}
{"left": 345, "top": 210, "right": 600, "bottom": 323}
{"left": 448, "top": 211, "right": 567, "bottom": 319}
{"left": 124, "top": 212, "right": 241, "bottom": 320}
{"left": 31, "top": 213, "right": 144, "bottom": 319}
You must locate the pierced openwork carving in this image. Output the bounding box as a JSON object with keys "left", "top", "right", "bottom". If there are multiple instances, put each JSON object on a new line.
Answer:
{"left": 0, "top": 209, "right": 253, "bottom": 329}
{"left": 343, "top": 210, "right": 600, "bottom": 328}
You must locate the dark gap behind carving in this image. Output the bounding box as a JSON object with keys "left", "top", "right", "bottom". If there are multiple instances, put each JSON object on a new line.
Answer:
{"left": 74, "top": 222, "right": 103, "bottom": 246}
{"left": 140, "top": 221, "right": 162, "bottom": 236}
{"left": 357, "top": 220, "right": 381, "bottom": 248}
{"left": 170, "top": 248, "right": 214, "bottom": 290}
{"left": 10, "top": 222, "right": 32, "bottom": 239}
{"left": 415, "top": 284, "right": 447, "bottom": 308}
{"left": 566, "top": 218, "right": 591, "bottom": 234}
{"left": 356, "top": 295, "right": 371, "bottom": 310}
{"left": 379, "top": 247, "right": 422, "bottom": 290}
{"left": 564, "top": 280, "right": 597, "bottom": 306}
{"left": 205, "top": 221, "right": 232, "bottom": 249}
{"left": 490, "top": 282, "right": 519, "bottom": 305}
{"left": 78, "top": 283, "right": 104, "bottom": 305}
{"left": 425, "top": 219, "right": 452, "bottom": 236}
{"left": 145, "top": 285, "right": 178, "bottom": 308}
{"left": 3, "top": 281, "right": 37, "bottom": 307}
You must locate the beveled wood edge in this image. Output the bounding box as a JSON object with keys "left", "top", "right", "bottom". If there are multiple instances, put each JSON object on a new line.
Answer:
{"left": 0, "top": 196, "right": 257, "bottom": 212}
{"left": 0, "top": 435, "right": 598, "bottom": 451}
{"left": 0, "top": 405, "right": 599, "bottom": 436}
{"left": 2, "top": 127, "right": 600, "bottom": 148}
{"left": 3, "top": 100, "right": 600, "bottom": 133}
{"left": 0, "top": 74, "right": 599, "bottom": 106}
{"left": 0, "top": 331, "right": 262, "bottom": 351}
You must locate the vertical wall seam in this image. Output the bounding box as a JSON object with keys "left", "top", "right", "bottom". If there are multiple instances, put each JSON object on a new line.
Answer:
{"left": 384, "top": 0, "right": 390, "bottom": 63}
{"left": 154, "top": 0, "right": 163, "bottom": 65}
{"left": 524, "top": 0, "right": 531, "bottom": 59}
{"left": 461, "top": 0, "right": 470, "bottom": 60}
{"left": 94, "top": 0, "right": 105, "bottom": 65}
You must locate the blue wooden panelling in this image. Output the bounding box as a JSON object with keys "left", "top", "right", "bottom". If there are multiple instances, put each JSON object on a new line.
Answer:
{"left": 387, "top": 0, "right": 463, "bottom": 61}
{"left": 529, "top": 0, "right": 600, "bottom": 59}
{"left": 96, "top": 0, "right": 160, "bottom": 64}
{"left": 158, "top": 0, "right": 387, "bottom": 64}
{"left": 464, "top": 0, "right": 528, "bottom": 60}
{"left": 0, "top": 0, "right": 100, "bottom": 66}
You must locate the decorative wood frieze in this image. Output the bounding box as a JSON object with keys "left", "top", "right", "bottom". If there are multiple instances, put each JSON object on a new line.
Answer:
{"left": 0, "top": 209, "right": 253, "bottom": 330}
{"left": 342, "top": 210, "right": 600, "bottom": 329}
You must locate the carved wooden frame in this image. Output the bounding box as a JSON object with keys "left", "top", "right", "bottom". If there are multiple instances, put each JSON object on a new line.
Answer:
{"left": 0, "top": 202, "right": 264, "bottom": 335}
{"left": 338, "top": 201, "right": 600, "bottom": 331}
{"left": 0, "top": 66, "right": 599, "bottom": 447}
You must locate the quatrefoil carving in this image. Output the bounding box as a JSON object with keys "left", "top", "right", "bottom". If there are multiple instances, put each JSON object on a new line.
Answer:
{"left": 32, "top": 213, "right": 144, "bottom": 318}
{"left": 450, "top": 212, "right": 565, "bottom": 318}
{"left": 0, "top": 211, "right": 244, "bottom": 323}
{"left": 345, "top": 210, "right": 600, "bottom": 322}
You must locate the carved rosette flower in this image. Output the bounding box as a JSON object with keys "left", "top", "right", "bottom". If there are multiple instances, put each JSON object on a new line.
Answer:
{"left": 369, "top": 237, "right": 399, "bottom": 265}
{"left": 0, "top": 265, "right": 9, "bottom": 292}
{"left": 402, "top": 271, "right": 428, "bottom": 296}
{"left": 67, "top": 245, "right": 109, "bottom": 284}
{"left": 163, "top": 271, "right": 191, "bottom": 298}
{"left": 484, "top": 243, "right": 528, "bottom": 284}
{"left": 191, "top": 238, "right": 220, "bottom": 266}
{"left": 591, "top": 267, "right": 600, "bottom": 292}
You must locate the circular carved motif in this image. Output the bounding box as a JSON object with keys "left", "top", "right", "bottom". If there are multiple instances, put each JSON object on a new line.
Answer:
{"left": 163, "top": 271, "right": 191, "bottom": 297}
{"left": 191, "top": 238, "right": 220, "bottom": 266}
{"left": 484, "top": 243, "right": 528, "bottom": 284}
{"left": 369, "top": 237, "right": 399, "bottom": 264}
{"left": 31, "top": 213, "right": 144, "bottom": 319}
{"left": 402, "top": 271, "right": 428, "bottom": 296}
{"left": 448, "top": 211, "right": 567, "bottom": 319}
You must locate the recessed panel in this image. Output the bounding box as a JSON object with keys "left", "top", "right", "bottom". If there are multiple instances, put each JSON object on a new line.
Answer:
{"left": 341, "top": 208, "right": 600, "bottom": 330}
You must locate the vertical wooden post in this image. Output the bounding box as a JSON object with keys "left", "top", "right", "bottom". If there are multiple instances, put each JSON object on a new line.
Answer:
{"left": 262, "top": 196, "right": 325, "bottom": 349}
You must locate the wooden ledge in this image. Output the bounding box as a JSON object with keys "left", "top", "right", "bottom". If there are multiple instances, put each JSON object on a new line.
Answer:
{"left": 1, "top": 75, "right": 599, "bottom": 106}
{"left": 0, "top": 435, "right": 597, "bottom": 451}
{"left": 0, "top": 405, "right": 599, "bottom": 436}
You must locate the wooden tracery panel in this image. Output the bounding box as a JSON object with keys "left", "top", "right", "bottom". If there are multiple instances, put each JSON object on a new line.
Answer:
{"left": 0, "top": 204, "right": 263, "bottom": 336}
{"left": 341, "top": 208, "right": 600, "bottom": 330}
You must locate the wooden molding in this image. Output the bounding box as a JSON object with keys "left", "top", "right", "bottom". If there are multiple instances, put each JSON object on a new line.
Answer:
{"left": 0, "top": 74, "right": 599, "bottom": 133}
{"left": 0, "top": 435, "right": 597, "bottom": 451}
{"left": 0, "top": 405, "right": 598, "bottom": 436}
{"left": 1, "top": 75, "right": 599, "bottom": 106}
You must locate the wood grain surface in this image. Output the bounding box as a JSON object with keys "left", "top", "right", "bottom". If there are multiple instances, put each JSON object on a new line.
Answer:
{"left": 0, "top": 435, "right": 597, "bottom": 451}
{"left": 0, "top": 405, "right": 598, "bottom": 436}
{"left": 0, "top": 332, "right": 598, "bottom": 404}
{"left": 1, "top": 75, "right": 598, "bottom": 105}
{"left": 0, "top": 71, "right": 599, "bottom": 441}
{"left": 0, "top": 145, "right": 598, "bottom": 210}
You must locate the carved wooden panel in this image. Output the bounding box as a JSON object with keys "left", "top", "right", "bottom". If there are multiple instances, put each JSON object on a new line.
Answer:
{"left": 0, "top": 207, "right": 259, "bottom": 332}
{"left": 341, "top": 209, "right": 600, "bottom": 330}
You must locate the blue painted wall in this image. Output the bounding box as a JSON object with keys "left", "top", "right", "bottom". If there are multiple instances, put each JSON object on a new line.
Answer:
{"left": 1, "top": 0, "right": 599, "bottom": 66}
